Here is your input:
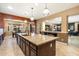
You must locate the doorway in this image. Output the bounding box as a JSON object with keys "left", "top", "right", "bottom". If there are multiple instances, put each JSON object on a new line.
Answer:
{"left": 68, "top": 15, "right": 79, "bottom": 47}
{"left": 4, "top": 19, "right": 28, "bottom": 36}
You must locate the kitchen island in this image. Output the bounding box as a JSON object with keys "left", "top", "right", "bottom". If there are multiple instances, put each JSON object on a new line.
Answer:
{"left": 16, "top": 33, "right": 59, "bottom": 56}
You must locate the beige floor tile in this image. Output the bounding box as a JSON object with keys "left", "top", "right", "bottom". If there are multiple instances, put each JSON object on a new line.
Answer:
{"left": 0, "top": 36, "right": 79, "bottom": 56}
{"left": 0, "top": 36, "right": 24, "bottom": 56}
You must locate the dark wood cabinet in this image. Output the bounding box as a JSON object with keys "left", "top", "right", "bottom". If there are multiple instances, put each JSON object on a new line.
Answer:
{"left": 16, "top": 33, "right": 57, "bottom": 56}
{"left": 25, "top": 44, "right": 29, "bottom": 56}
{"left": 29, "top": 43, "right": 37, "bottom": 56}
{"left": 57, "top": 33, "right": 68, "bottom": 43}
{"left": 37, "top": 40, "right": 55, "bottom": 56}
{"left": 30, "top": 47, "right": 37, "bottom": 56}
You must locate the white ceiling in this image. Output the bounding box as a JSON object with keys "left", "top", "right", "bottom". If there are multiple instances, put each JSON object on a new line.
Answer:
{"left": 0, "top": 3, "right": 79, "bottom": 20}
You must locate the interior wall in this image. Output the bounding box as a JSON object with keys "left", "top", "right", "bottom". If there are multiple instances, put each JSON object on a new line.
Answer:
{"left": 0, "top": 13, "right": 30, "bottom": 35}
{"left": 36, "top": 6, "right": 79, "bottom": 33}
{"left": 4, "top": 19, "right": 30, "bottom": 36}
{"left": 75, "top": 22, "right": 79, "bottom": 32}
{"left": 61, "top": 15, "right": 68, "bottom": 33}
{"left": 0, "top": 13, "right": 4, "bottom": 28}
{"left": 4, "top": 20, "right": 10, "bottom": 35}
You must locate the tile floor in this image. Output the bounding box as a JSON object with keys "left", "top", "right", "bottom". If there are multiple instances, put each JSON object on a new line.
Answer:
{"left": 0, "top": 36, "right": 24, "bottom": 56}
{"left": 0, "top": 36, "right": 79, "bottom": 56}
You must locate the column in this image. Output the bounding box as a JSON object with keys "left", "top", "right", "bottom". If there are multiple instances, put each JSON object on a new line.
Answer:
{"left": 61, "top": 16, "right": 68, "bottom": 33}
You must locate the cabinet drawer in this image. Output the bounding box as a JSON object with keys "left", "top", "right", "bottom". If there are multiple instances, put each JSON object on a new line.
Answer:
{"left": 25, "top": 40, "right": 29, "bottom": 45}
{"left": 30, "top": 47, "right": 37, "bottom": 56}
{"left": 25, "top": 44, "right": 29, "bottom": 56}
{"left": 30, "top": 44, "right": 36, "bottom": 50}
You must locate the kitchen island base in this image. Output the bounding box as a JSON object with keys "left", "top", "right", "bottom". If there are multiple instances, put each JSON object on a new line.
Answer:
{"left": 16, "top": 33, "right": 58, "bottom": 56}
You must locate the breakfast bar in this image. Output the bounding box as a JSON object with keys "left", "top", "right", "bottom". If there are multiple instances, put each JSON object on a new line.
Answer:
{"left": 16, "top": 33, "right": 59, "bottom": 56}
{"left": 41, "top": 31, "right": 68, "bottom": 43}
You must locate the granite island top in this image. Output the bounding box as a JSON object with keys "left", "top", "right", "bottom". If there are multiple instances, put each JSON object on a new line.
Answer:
{"left": 18, "top": 34, "right": 59, "bottom": 46}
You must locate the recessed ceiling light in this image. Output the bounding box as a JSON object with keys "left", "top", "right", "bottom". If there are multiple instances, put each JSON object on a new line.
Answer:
{"left": 7, "top": 6, "right": 13, "bottom": 10}
{"left": 25, "top": 11, "right": 29, "bottom": 15}
{"left": 34, "top": 3, "right": 39, "bottom": 6}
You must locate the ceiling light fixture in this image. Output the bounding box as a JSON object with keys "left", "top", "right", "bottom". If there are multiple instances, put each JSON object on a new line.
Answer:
{"left": 24, "top": 20, "right": 27, "bottom": 23}
{"left": 35, "top": 3, "right": 38, "bottom": 6}
{"left": 30, "top": 8, "right": 34, "bottom": 21}
{"left": 43, "top": 3, "right": 50, "bottom": 16}
{"left": 30, "top": 17, "right": 34, "bottom": 21}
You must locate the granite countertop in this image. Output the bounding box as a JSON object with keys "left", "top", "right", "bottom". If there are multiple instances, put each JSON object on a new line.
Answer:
{"left": 41, "top": 31, "right": 68, "bottom": 33}
{"left": 17, "top": 33, "right": 28, "bottom": 36}
{"left": 18, "top": 34, "right": 59, "bottom": 46}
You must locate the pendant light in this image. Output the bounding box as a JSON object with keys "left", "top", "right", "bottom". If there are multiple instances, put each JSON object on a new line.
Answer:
{"left": 30, "top": 8, "right": 34, "bottom": 21}
{"left": 24, "top": 20, "right": 27, "bottom": 23}
{"left": 43, "top": 3, "right": 50, "bottom": 16}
